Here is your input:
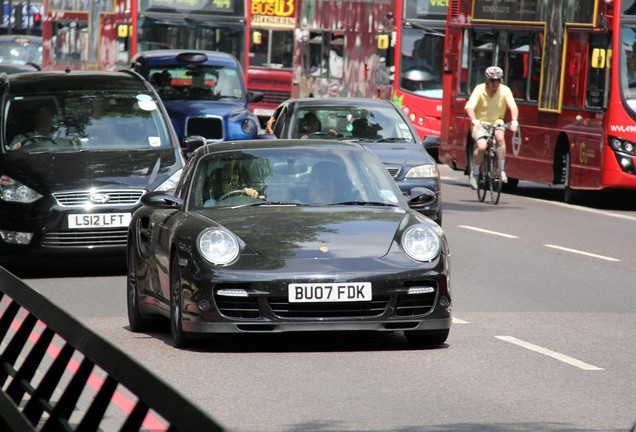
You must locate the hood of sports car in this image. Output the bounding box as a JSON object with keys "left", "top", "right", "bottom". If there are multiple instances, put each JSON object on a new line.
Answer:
{"left": 206, "top": 206, "right": 409, "bottom": 259}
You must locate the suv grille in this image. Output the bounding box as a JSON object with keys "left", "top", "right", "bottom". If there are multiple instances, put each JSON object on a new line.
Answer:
{"left": 187, "top": 116, "right": 223, "bottom": 141}
{"left": 53, "top": 190, "right": 144, "bottom": 207}
{"left": 42, "top": 229, "right": 128, "bottom": 248}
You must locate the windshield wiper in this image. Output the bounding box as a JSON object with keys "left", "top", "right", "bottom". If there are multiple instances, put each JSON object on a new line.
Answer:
{"left": 229, "top": 200, "right": 306, "bottom": 208}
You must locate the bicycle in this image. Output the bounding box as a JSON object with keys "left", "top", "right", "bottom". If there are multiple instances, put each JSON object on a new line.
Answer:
{"left": 475, "top": 122, "right": 509, "bottom": 205}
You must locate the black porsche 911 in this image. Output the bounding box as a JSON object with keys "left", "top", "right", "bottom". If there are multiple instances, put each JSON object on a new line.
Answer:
{"left": 127, "top": 139, "right": 451, "bottom": 348}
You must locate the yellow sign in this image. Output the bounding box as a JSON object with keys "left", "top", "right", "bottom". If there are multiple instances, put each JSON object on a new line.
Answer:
{"left": 117, "top": 24, "right": 129, "bottom": 38}
{"left": 252, "top": 0, "right": 295, "bottom": 18}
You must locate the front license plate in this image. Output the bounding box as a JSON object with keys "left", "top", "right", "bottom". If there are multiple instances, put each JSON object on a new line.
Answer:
{"left": 288, "top": 283, "right": 372, "bottom": 303}
{"left": 68, "top": 213, "right": 132, "bottom": 229}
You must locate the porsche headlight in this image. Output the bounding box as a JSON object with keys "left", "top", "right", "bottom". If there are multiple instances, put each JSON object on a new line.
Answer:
{"left": 198, "top": 228, "right": 239, "bottom": 265}
{"left": 154, "top": 169, "right": 182, "bottom": 192}
{"left": 0, "top": 175, "right": 42, "bottom": 203}
{"left": 241, "top": 118, "right": 257, "bottom": 135}
{"left": 402, "top": 225, "right": 441, "bottom": 262}
{"left": 405, "top": 164, "right": 439, "bottom": 179}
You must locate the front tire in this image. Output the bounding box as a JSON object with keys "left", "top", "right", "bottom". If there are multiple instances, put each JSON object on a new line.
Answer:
{"left": 170, "top": 255, "right": 190, "bottom": 348}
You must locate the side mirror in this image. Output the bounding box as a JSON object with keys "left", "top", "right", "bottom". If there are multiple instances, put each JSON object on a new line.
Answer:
{"left": 141, "top": 191, "right": 182, "bottom": 209}
{"left": 248, "top": 91, "right": 264, "bottom": 103}
{"left": 181, "top": 135, "right": 206, "bottom": 159}
{"left": 407, "top": 187, "right": 436, "bottom": 208}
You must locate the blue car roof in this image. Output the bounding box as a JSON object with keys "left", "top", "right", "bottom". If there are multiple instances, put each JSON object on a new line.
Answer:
{"left": 132, "top": 50, "right": 241, "bottom": 68}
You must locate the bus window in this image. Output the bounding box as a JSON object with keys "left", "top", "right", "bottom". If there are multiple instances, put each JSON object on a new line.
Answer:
{"left": 398, "top": 28, "right": 444, "bottom": 98}
{"left": 469, "top": 31, "right": 496, "bottom": 91}
{"left": 250, "top": 30, "right": 293, "bottom": 69}
{"left": 52, "top": 18, "right": 89, "bottom": 63}
{"left": 529, "top": 33, "right": 543, "bottom": 102}
{"left": 506, "top": 32, "right": 532, "bottom": 100}
{"left": 329, "top": 33, "right": 344, "bottom": 79}
{"left": 587, "top": 33, "right": 611, "bottom": 109}
{"left": 307, "top": 32, "right": 325, "bottom": 77}
{"left": 306, "top": 31, "right": 343, "bottom": 79}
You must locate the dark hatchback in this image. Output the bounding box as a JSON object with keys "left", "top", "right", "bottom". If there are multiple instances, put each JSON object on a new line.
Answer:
{"left": 0, "top": 70, "right": 185, "bottom": 268}
{"left": 271, "top": 98, "right": 442, "bottom": 225}
{"left": 131, "top": 50, "right": 262, "bottom": 144}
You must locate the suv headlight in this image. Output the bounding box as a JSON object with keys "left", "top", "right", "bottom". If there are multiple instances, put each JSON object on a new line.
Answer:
{"left": 0, "top": 175, "right": 42, "bottom": 203}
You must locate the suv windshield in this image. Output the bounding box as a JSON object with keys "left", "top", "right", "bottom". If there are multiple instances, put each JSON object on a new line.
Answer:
{"left": 148, "top": 65, "right": 244, "bottom": 101}
{"left": 4, "top": 92, "right": 171, "bottom": 153}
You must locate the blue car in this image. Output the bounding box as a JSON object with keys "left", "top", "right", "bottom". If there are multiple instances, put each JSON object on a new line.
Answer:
{"left": 131, "top": 50, "right": 263, "bottom": 143}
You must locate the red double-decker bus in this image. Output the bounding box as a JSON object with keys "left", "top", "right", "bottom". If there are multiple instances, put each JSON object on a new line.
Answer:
{"left": 392, "top": 0, "right": 448, "bottom": 157}
{"left": 440, "top": 0, "right": 636, "bottom": 203}
{"left": 41, "top": 0, "right": 248, "bottom": 72}
{"left": 247, "top": 0, "right": 397, "bottom": 126}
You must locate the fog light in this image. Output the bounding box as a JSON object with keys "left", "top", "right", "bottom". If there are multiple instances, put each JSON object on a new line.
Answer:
{"left": 198, "top": 300, "right": 211, "bottom": 311}
{"left": 0, "top": 230, "right": 33, "bottom": 245}
{"left": 217, "top": 288, "right": 248, "bottom": 297}
{"left": 408, "top": 286, "right": 435, "bottom": 295}
{"left": 438, "top": 296, "right": 450, "bottom": 307}
{"left": 620, "top": 156, "right": 633, "bottom": 170}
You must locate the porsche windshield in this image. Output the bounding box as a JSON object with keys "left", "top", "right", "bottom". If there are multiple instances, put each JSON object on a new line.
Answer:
{"left": 188, "top": 147, "right": 406, "bottom": 209}
{"left": 3, "top": 92, "right": 171, "bottom": 153}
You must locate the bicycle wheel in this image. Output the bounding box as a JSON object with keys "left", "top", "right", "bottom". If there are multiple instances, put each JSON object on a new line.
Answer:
{"left": 488, "top": 152, "right": 502, "bottom": 205}
{"left": 476, "top": 160, "right": 487, "bottom": 202}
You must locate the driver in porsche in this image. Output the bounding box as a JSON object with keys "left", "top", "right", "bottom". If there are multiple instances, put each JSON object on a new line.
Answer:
{"left": 203, "top": 163, "right": 263, "bottom": 207}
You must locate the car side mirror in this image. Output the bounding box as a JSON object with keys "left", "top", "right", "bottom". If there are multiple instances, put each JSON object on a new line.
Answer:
{"left": 141, "top": 191, "right": 182, "bottom": 209}
{"left": 181, "top": 135, "right": 206, "bottom": 158}
{"left": 248, "top": 91, "right": 264, "bottom": 103}
{"left": 407, "top": 187, "right": 436, "bottom": 208}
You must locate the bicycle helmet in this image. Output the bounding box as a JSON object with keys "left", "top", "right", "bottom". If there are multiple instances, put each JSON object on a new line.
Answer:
{"left": 485, "top": 66, "right": 504, "bottom": 80}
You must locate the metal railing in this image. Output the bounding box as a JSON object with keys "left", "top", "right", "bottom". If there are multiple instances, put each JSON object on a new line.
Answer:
{"left": 0, "top": 267, "right": 225, "bottom": 431}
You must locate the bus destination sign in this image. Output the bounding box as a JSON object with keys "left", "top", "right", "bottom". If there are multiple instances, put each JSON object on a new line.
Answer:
{"left": 473, "top": 0, "right": 595, "bottom": 24}
{"left": 148, "top": 0, "right": 235, "bottom": 13}
{"left": 251, "top": 0, "right": 296, "bottom": 29}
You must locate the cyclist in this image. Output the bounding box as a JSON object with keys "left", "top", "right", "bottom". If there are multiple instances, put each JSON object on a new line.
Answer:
{"left": 465, "top": 66, "right": 519, "bottom": 189}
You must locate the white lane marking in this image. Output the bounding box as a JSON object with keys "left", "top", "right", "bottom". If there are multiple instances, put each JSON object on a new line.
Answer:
{"left": 544, "top": 244, "right": 620, "bottom": 262}
{"left": 458, "top": 225, "right": 519, "bottom": 239}
{"left": 452, "top": 317, "right": 469, "bottom": 324}
{"left": 531, "top": 198, "right": 636, "bottom": 223}
{"left": 496, "top": 336, "right": 604, "bottom": 371}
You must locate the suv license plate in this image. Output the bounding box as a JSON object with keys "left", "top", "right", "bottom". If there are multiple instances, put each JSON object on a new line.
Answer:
{"left": 68, "top": 213, "right": 132, "bottom": 229}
